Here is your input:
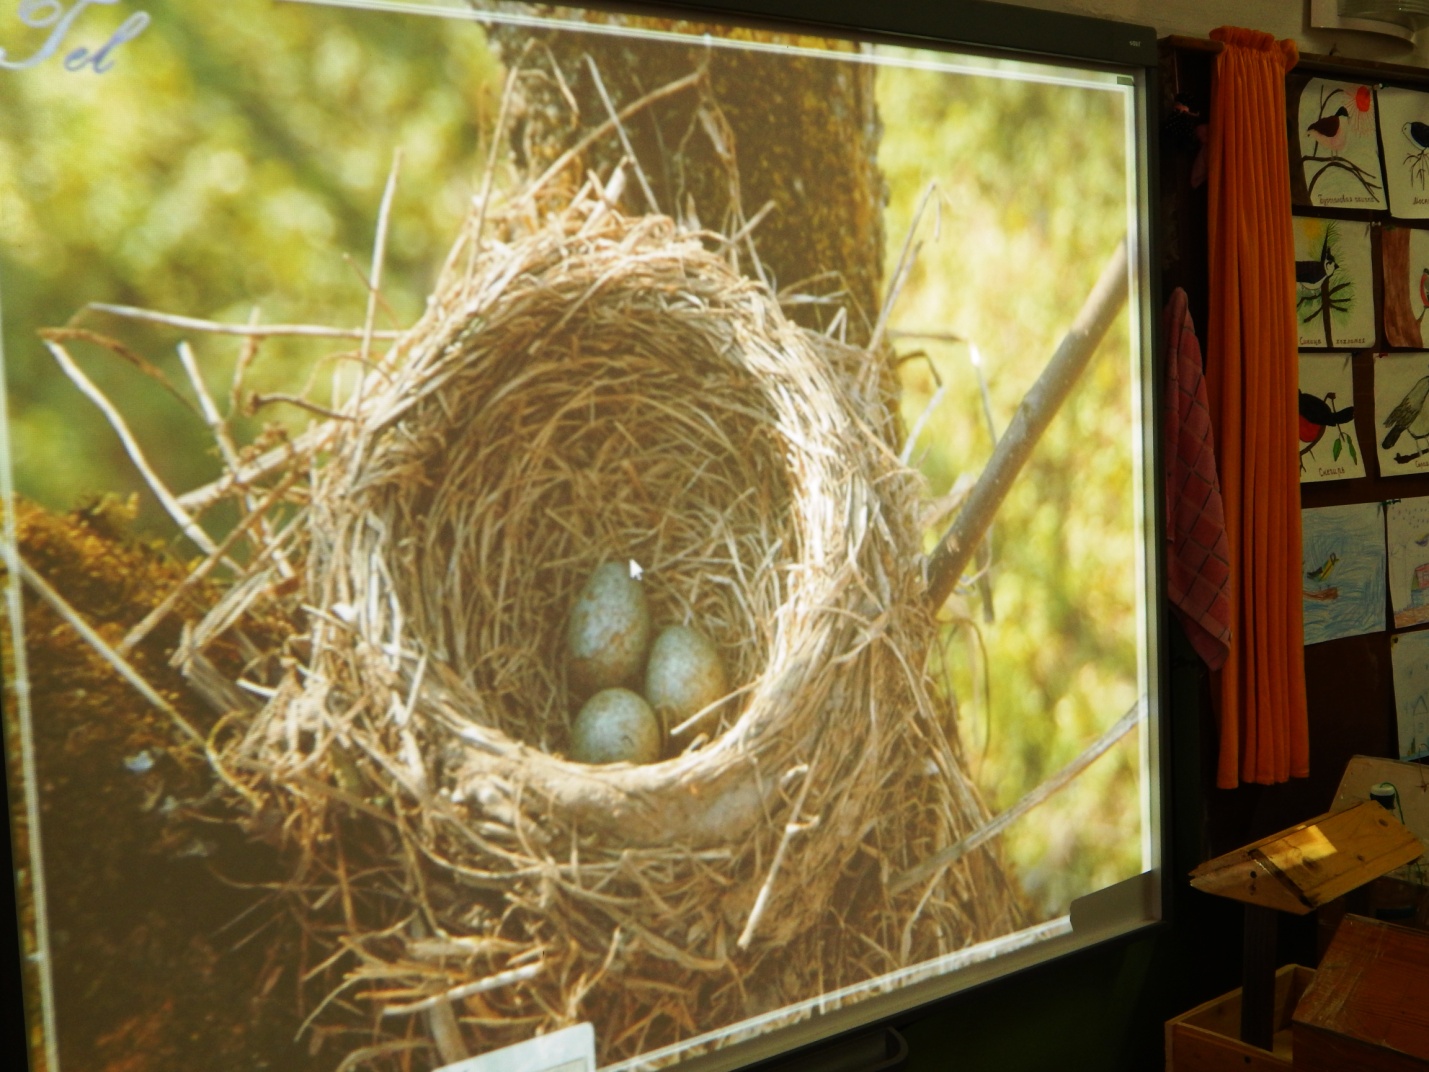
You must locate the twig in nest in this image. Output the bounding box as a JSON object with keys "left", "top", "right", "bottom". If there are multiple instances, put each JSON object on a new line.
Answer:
{"left": 177, "top": 341, "right": 293, "bottom": 579}
{"left": 86, "top": 302, "right": 403, "bottom": 340}
{"left": 333, "top": 1039, "right": 431, "bottom": 1072}
{"left": 898, "top": 352, "right": 946, "bottom": 467}
{"left": 17, "top": 555, "right": 205, "bottom": 746}
{"left": 428, "top": 998, "right": 469, "bottom": 1064}
{"left": 710, "top": 198, "right": 777, "bottom": 252}
{"left": 738, "top": 761, "right": 815, "bottom": 949}
{"left": 379, "top": 961, "right": 544, "bottom": 1017}
{"left": 925, "top": 237, "right": 1129, "bottom": 609}
{"left": 870, "top": 181, "right": 939, "bottom": 358}
{"left": 519, "top": 66, "right": 707, "bottom": 206}
{"left": 247, "top": 392, "right": 354, "bottom": 422}
{"left": 353, "top": 149, "right": 403, "bottom": 412}
{"left": 179, "top": 341, "right": 240, "bottom": 471}
{"left": 175, "top": 422, "right": 333, "bottom": 513}
{"left": 584, "top": 53, "right": 660, "bottom": 214}
{"left": 888, "top": 698, "right": 1144, "bottom": 895}
{"left": 117, "top": 472, "right": 299, "bottom": 656}
{"left": 229, "top": 306, "right": 263, "bottom": 418}
{"left": 456, "top": 62, "right": 523, "bottom": 283}
{"left": 40, "top": 326, "right": 198, "bottom": 416}
{"left": 42, "top": 337, "right": 232, "bottom": 565}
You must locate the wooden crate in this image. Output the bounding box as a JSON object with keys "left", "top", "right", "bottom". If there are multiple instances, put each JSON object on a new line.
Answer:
{"left": 1165, "top": 964, "right": 1314, "bottom": 1072}
{"left": 1293, "top": 914, "right": 1429, "bottom": 1072}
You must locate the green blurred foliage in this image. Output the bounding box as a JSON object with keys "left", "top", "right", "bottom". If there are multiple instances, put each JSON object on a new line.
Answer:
{"left": 879, "top": 56, "right": 1145, "bottom": 918}
{"left": 0, "top": 0, "right": 501, "bottom": 531}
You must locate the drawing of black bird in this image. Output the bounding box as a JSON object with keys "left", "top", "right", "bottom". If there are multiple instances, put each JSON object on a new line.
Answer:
{"left": 1295, "top": 234, "right": 1338, "bottom": 291}
{"left": 1299, "top": 390, "right": 1354, "bottom": 459}
{"left": 1405, "top": 121, "right": 1429, "bottom": 151}
{"left": 1382, "top": 374, "right": 1429, "bottom": 451}
{"left": 1307, "top": 106, "right": 1351, "bottom": 155}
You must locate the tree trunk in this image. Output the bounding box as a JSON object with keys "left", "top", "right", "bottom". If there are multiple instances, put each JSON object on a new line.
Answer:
{"left": 489, "top": 9, "right": 886, "bottom": 344}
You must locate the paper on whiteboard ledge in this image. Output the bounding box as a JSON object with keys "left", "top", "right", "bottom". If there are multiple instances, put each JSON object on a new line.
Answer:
{"left": 436, "top": 1023, "right": 594, "bottom": 1072}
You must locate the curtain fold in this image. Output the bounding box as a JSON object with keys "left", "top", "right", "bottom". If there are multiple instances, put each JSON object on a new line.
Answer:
{"left": 1205, "top": 27, "right": 1309, "bottom": 788}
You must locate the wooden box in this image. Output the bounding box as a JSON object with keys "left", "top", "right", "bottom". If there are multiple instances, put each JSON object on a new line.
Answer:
{"left": 1293, "top": 914, "right": 1429, "bottom": 1072}
{"left": 1165, "top": 964, "right": 1313, "bottom": 1072}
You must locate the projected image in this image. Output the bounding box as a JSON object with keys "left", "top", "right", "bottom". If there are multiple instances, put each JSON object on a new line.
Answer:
{"left": 0, "top": 4, "right": 1153, "bottom": 1070}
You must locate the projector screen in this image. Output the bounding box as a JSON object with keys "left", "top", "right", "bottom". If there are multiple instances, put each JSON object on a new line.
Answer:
{"left": 0, "top": 3, "right": 1160, "bottom": 1070}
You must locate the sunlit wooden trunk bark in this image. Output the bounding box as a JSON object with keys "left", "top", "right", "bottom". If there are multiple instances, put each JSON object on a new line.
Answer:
{"left": 490, "top": 10, "right": 886, "bottom": 344}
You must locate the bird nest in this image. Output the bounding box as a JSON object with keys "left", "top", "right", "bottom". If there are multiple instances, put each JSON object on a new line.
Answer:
{"left": 183, "top": 190, "right": 1020, "bottom": 1068}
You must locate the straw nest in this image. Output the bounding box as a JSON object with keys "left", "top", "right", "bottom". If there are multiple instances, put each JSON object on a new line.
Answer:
{"left": 188, "top": 188, "right": 1021, "bottom": 1066}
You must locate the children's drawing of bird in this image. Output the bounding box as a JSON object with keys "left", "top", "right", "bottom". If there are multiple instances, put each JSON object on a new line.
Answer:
{"left": 1405, "top": 121, "right": 1429, "bottom": 152}
{"left": 1307, "top": 106, "right": 1351, "bottom": 155}
{"left": 1299, "top": 390, "right": 1354, "bottom": 458}
{"left": 1414, "top": 530, "right": 1429, "bottom": 547}
{"left": 1382, "top": 374, "right": 1429, "bottom": 452}
{"left": 1306, "top": 553, "right": 1340, "bottom": 583}
{"left": 1295, "top": 236, "right": 1338, "bottom": 292}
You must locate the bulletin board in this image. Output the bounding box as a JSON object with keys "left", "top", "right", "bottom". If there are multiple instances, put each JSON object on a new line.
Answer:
{"left": 1160, "top": 42, "right": 1429, "bottom": 857}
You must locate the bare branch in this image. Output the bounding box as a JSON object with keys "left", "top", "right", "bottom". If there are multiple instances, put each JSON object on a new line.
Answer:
{"left": 925, "top": 238, "right": 1129, "bottom": 609}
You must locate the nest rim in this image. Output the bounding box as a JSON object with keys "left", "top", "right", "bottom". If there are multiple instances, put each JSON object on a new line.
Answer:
{"left": 294, "top": 202, "right": 912, "bottom": 847}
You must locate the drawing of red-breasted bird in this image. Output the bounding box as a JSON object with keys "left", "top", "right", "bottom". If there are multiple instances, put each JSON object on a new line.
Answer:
{"left": 1382, "top": 374, "right": 1429, "bottom": 452}
{"left": 1307, "top": 106, "right": 1351, "bottom": 155}
{"left": 1299, "top": 390, "right": 1354, "bottom": 458}
{"left": 1295, "top": 235, "right": 1338, "bottom": 292}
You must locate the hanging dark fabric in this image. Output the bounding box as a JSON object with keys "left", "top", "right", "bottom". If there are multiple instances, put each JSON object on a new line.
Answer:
{"left": 1163, "top": 287, "right": 1232, "bottom": 672}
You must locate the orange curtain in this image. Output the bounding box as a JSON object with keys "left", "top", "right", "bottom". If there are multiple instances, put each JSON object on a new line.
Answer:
{"left": 1204, "top": 27, "right": 1309, "bottom": 788}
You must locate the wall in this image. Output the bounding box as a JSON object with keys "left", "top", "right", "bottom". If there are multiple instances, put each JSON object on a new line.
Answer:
{"left": 1007, "top": 0, "right": 1429, "bottom": 64}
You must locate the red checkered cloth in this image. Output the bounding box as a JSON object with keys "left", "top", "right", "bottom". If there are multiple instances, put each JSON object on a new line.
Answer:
{"left": 1163, "top": 289, "right": 1232, "bottom": 669}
